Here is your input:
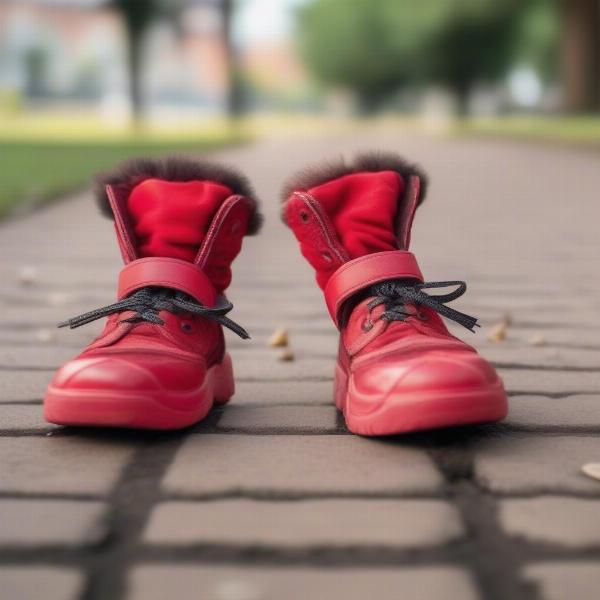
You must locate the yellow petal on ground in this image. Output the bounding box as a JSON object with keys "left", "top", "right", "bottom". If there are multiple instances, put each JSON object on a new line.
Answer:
{"left": 36, "top": 329, "right": 57, "bottom": 343}
{"left": 487, "top": 322, "right": 508, "bottom": 342}
{"left": 278, "top": 349, "right": 295, "bottom": 362}
{"left": 581, "top": 463, "right": 600, "bottom": 482}
{"left": 528, "top": 333, "right": 547, "bottom": 347}
{"left": 268, "top": 327, "right": 289, "bottom": 348}
{"left": 17, "top": 265, "right": 38, "bottom": 285}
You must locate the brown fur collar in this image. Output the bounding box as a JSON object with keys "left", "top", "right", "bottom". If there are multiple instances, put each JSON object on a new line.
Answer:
{"left": 95, "top": 155, "right": 262, "bottom": 235}
{"left": 280, "top": 151, "right": 428, "bottom": 205}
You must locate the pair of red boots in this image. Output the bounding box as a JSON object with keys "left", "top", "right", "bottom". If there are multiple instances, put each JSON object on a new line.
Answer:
{"left": 45, "top": 153, "right": 507, "bottom": 435}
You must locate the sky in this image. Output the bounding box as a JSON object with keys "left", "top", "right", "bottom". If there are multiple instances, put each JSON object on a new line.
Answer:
{"left": 236, "top": 0, "right": 308, "bottom": 46}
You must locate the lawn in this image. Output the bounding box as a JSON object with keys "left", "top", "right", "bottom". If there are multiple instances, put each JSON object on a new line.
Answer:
{"left": 0, "top": 116, "right": 248, "bottom": 219}
{"left": 457, "top": 115, "right": 600, "bottom": 145}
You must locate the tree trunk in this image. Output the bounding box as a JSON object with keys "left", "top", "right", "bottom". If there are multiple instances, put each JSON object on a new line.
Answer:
{"left": 561, "top": 0, "right": 600, "bottom": 112}
{"left": 126, "top": 24, "right": 145, "bottom": 125}
{"left": 221, "top": 0, "right": 243, "bottom": 120}
{"left": 455, "top": 85, "right": 471, "bottom": 118}
{"left": 355, "top": 90, "right": 382, "bottom": 115}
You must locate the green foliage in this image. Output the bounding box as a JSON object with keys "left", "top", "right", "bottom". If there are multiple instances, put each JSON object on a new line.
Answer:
{"left": 297, "top": 0, "right": 447, "bottom": 110}
{"left": 297, "top": 0, "right": 554, "bottom": 111}
{"left": 428, "top": 0, "right": 522, "bottom": 108}
{"left": 511, "top": 0, "right": 560, "bottom": 82}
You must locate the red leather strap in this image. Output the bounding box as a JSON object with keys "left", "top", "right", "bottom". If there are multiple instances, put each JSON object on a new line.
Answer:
{"left": 324, "top": 251, "right": 424, "bottom": 326}
{"left": 117, "top": 257, "right": 217, "bottom": 306}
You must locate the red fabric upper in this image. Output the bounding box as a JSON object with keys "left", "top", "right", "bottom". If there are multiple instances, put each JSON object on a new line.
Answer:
{"left": 285, "top": 170, "right": 407, "bottom": 289}
{"left": 308, "top": 171, "right": 404, "bottom": 259}
{"left": 128, "top": 179, "right": 232, "bottom": 263}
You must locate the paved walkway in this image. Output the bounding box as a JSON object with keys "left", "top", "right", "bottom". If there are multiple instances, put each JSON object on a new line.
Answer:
{"left": 1, "top": 130, "right": 599, "bottom": 600}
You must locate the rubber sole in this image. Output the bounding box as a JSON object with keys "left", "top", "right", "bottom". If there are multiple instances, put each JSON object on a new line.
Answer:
{"left": 44, "top": 353, "right": 235, "bottom": 430}
{"left": 334, "top": 363, "right": 508, "bottom": 436}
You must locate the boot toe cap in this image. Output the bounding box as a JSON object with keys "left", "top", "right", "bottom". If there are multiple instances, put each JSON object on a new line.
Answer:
{"left": 351, "top": 350, "right": 501, "bottom": 411}
{"left": 50, "top": 354, "right": 206, "bottom": 394}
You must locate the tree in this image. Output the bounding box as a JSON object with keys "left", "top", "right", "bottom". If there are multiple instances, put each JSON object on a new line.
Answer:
{"left": 296, "top": 0, "right": 445, "bottom": 112}
{"left": 221, "top": 0, "right": 244, "bottom": 119}
{"left": 560, "top": 0, "right": 600, "bottom": 112}
{"left": 511, "top": 0, "right": 560, "bottom": 85}
{"left": 23, "top": 47, "right": 49, "bottom": 98}
{"left": 109, "top": 0, "right": 242, "bottom": 123}
{"left": 297, "top": 0, "right": 526, "bottom": 114}
{"left": 109, "top": 0, "right": 164, "bottom": 122}
{"left": 428, "top": 0, "right": 523, "bottom": 114}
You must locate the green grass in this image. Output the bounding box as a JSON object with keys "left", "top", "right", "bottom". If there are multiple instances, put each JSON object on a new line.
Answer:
{"left": 457, "top": 115, "right": 600, "bottom": 145}
{"left": 0, "top": 129, "right": 248, "bottom": 219}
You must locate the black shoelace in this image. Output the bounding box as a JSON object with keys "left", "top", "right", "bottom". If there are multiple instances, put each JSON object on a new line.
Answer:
{"left": 365, "top": 280, "right": 479, "bottom": 332}
{"left": 58, "top": 286, "right": 250, "bottom": 339}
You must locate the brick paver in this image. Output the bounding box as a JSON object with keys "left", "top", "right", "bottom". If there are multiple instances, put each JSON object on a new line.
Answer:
{"left": 145, "top": 498, "right": 463, "bottom": 547}
{"left": 0, "top": 568, "right": 83, "bottom": 600}
{"left": 129, "top": 566, "right": 479, "bottom": 600}
{"left": 0, "top": 437, "right": 135, "bottom": 495}
{"left": 523, "top": 563, "right": 600, "bottom": 600}
{"left": 162, "top": 435, "right": 444, "bottom": 495}
{"left": 500, "top": 498, "right": 600, "bottom": 547}
{"left": 1, "top": 131, "right": 599, "bottom": 599}
{"left": 0, "top": 500, "right": 106, "bottom": 546}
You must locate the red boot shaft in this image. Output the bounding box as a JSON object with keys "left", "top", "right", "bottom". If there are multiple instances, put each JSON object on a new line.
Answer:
{"left": 283, "top": 152, "right": 507, "bottom": 435}
{"left": 45, "top": 156, "right": 261, "bottom": 430}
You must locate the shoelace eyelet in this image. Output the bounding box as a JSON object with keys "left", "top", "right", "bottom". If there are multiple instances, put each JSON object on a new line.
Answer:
{"left": 180, "top": 322, "right": 194, "bottom": 333}
{"left": 361, "top": 318, "right": 374, "bottom": 332}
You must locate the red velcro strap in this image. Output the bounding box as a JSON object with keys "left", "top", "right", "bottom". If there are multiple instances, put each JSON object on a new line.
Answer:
{"left": 117, "top": 257, "right": 217, "bottom": 307}
{"left": 324, "top": 251, "right": 424, "bottom": 326}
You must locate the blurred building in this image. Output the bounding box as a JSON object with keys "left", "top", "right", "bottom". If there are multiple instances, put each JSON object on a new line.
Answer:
{"left": 0, "top": 0, "right": 233, "bottom": 120}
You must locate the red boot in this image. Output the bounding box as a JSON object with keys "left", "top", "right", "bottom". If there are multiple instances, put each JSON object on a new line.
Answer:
{"left": 45, "top": 156, "right": 261, "bottom": 430}
{"left": 282, "top": 152, "right": 507, "bottom": 435}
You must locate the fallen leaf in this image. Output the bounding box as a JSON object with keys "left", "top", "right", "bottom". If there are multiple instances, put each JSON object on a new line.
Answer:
{"left": 487, "top": 322, "right": 507, "bottom": 342}
{"left": 528, "top": 333, "right": 546, "bottom": 347}
{"left": 36, "top": 329, "right": 57, "bottom": 343}
{"left": 581, "top": 463, "right": 600, "bottom": 482}
{"left": 268, "top": 327, "right": 289, "bottom": 348}
{"left": 47, "top": 292, "right": 70, "bottom": 306}
{"left": 17, "top": 266, "right": 37, "bottom": 285}
{"left": 278, "top": 349, "right": 295, "bottom": 362}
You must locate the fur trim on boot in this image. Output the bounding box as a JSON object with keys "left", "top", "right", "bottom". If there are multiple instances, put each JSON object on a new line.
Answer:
{"left": 95, "top": 155, "right": 263, "bottom": 235}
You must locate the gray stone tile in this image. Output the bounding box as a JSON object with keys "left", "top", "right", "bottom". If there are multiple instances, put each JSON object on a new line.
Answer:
{"left": 501, "top": 497, "right": 600, "bottom": 547}
{"left": 217, "top": 405, "right": 339, "bottom": 433}
{"left": 524, "top": 562, "right": 600, "bottom": 600}
{"left": 474, "top": 435, "right": 600, "bottom": 494}
{"left": 0, "top": 436, "right": 135, "bottom": 495}
{"left": 0, "top": 499, "right": 106, "bottom": 546}
{"left": 0, "top": 370, "right": 51, "bottom": 403}
{"left": 506, "top": 395, "right": 600, "bottom": 429}
{"left": 232, "top": 380, "right": 332, "bottom": 405}
{"left": 145, "top": 499, "right": 463, "bottom": 548}
{"left": 0, "top": 404, "right": 56, "bottom": 432}
{"left": 129, "top": 565, "right": 479, "bottom": 600}
{"left": 0, "top": 346, "right": 74, "bottom": 370}
{"left": 0, "top": 567, "right": 83, "bottom": 600}
{"left": 484, "top": 345, "right": 600, "bottom": 370}
{"left": 163, "top": 435, "right": 444, "bottom": 495}
{"left": 231, "top": 355, "right": 332, "bottom": 381}
{"left": 498, "top": 369, "right": 600, "bottom": 394}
